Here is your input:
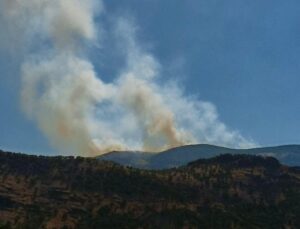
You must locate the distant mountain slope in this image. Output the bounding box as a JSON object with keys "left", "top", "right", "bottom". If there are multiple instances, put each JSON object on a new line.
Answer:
{"left": 98, "top": 144, "right": 300, "bottom": 169}
{"left": 99, "top": 150, "right": 153, "bottom": 168}
{"left": 0, "top": 150, "right": 299, "bottom": 228}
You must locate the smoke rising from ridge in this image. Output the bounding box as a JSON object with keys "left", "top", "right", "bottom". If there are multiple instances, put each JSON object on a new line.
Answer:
{"left": 0, "top": 1, "right": 257, "bottom": 155}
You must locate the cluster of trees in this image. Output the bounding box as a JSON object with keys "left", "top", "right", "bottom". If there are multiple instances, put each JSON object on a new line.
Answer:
{"left": 0, "top": 150, "right": 299, "bottom": 228}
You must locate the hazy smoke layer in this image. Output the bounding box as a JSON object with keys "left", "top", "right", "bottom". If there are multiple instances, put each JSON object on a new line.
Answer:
{"left": 0, "top": 1, "right": 256, "bottom": 155}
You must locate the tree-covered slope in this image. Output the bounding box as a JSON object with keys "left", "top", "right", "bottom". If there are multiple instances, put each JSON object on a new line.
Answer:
{"left": 0, "top": 150, "right": 299, "bottom": 228}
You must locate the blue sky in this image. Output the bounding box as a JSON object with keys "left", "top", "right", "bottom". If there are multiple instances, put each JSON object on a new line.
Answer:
{"left": 1, "top": 0, "right": 300, "bottom": 154}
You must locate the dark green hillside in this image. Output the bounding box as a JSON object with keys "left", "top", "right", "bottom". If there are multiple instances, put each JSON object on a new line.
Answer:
{"left": 0, "top": 150, "right": 299, "bottom": 228}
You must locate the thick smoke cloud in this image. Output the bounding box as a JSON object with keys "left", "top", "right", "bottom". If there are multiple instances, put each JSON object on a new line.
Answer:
{"left": 0, "top": 0, "right": 256, "bottom": 155}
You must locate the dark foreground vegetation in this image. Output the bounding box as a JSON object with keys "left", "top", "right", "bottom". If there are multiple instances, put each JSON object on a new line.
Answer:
{"left": 0, "top": 150, "right": 299, "bottom": 229}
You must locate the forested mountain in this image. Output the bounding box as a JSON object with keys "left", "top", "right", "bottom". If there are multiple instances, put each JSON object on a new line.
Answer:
{"left": 0, "top": 150, "right": 299, "bottom": 228}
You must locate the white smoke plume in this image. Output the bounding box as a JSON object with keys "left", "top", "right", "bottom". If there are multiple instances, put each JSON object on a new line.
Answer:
{"left": 0, "top": 0, "right": 257, "bottom": 156}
